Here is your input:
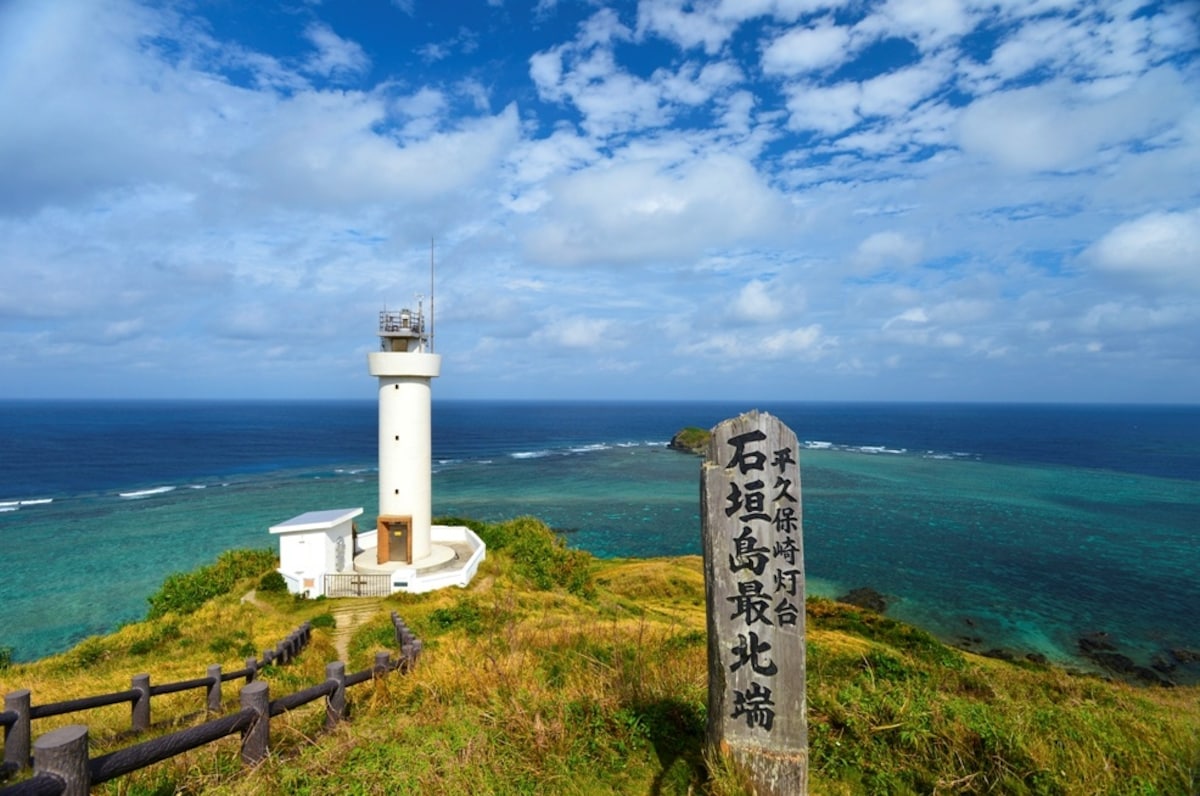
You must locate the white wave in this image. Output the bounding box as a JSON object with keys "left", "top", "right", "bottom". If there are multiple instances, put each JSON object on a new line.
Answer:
{"left": 569, "top": 443, "right": 611, "bottom": 454}
{"left": 857, "top": 445, "right": 905, "bottom": 455}
{"left": 511, "top": 450, "right": 550, "bottom": 459}
{"left": 805, "top": 440, "right": 834, "bottom": 449}
{"left": 188, "top": 484, "right": 207, "bottom": 490}
{"left": 118, "top": 486, "right": 177, "bottom": 499}
{"left": 0, "top": 498, "right": 55, "bottom": 511}
{"left": 615, "top": 442, "right": 640, "bottom": 448}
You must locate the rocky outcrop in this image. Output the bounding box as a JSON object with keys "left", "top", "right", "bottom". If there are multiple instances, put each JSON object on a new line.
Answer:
{"left": 668, "top": 426, "right": 711, "bottom": 455}
{"left": 837, "top": 587, "right": 889, "bottom": 613}
{"left": 1078, "top": 632, "right": 1174, "bottom": 686}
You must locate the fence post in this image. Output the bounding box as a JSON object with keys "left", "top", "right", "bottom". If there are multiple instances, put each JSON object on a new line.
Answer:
{"left": 32, "top": 724, "right": 89, "bottom": 796}
{"left": 239, "top": 681, "right": 269, "bottom": 766}
{"left": 373, "top": 652, "right": 391, "bottom": 679}
{"left": 261, "top": 649, "right": 273, "bottom": 668}
{"left": 244, "top": 657, "right": 258, "bottom": 684}
{"left": 324, "top": 662, "right": 346, "bottom": 730}
{"left": 3, "top": 689, "right": 31, "bottom": 773}
{"left": 206, "top": 665, "right": 222, "bottom": 714}
{"left": 131, "top": 674, "right": 150, "bottom": 733}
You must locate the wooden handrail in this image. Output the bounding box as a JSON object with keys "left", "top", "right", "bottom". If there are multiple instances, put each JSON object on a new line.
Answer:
{"left": 0, "top": 614, "right": 420, "bottom": 793}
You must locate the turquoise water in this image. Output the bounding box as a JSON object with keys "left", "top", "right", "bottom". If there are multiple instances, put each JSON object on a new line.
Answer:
{"left": 1, "top": 401, "right": 1197, "bottom": 684}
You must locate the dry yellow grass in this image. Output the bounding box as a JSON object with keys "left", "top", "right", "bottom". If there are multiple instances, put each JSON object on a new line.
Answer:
{"left": 3, "top": 526, "right": 1197, "bottom": 795}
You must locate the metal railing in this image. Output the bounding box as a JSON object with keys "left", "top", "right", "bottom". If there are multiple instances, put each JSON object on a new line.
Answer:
{"left": 324, "top": 573, "right": 392, "bottom": 598}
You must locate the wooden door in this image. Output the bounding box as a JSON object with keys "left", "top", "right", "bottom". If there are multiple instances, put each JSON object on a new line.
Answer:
{"left": 377, "top": 516, "right": 412, "bottom": 564}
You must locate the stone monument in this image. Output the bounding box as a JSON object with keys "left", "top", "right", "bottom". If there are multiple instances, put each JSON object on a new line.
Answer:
{"left": 701, "top": 411, "right": 807, "bottom": 795}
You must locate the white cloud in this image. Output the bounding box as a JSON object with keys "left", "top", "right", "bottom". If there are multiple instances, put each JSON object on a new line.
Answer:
{"left": 858, "top": 58, "right": 948, "bottom": 118}
{"left": 531, "top": 42, "right": 669, "bottom": 137}
{"left": 533, "top": 316, "right": 619, "bottom": 349}
{"left": 761, "top": 325, "right": 831, "bottom": 358}
{"left": 637, "top": 0, "right": 740, "bottom": 55}
{"left": 1080, "top": 301, "right": 1195, "bottom": 333}
{"left": 302, "top": 23, "right": 370, "bottom": 80}
{"left": 675, "top": 323, "right": 834, "bottom": 362}
{"left": 1086, "top": 208, "right": 1200, "bottom": 291}
{"left": 521, "top": 153, "right": 793, "bottom": 265}
{"left": 852, "top": 231, "right": 923, "bottom": 272}
{"left": 783, "top": 57, "right": 949, "bottom": 136}
{"left": 958, "top": 67, "right": 1196, "bottom": 172}
{"left": 732, "top": 279, "right": 785, "bottom": 322}
{"left": 238, "top": 98, "right": 520, "bottom": 209}
{"left": 855, "top": 0, "right": 972, "bottom": 52}
{"left": 761, "top": 22, "right": 852, "bottom": 75}
{"left": 784, "top": 81, "right": 861, "bottom": 134}
{"left": 530, "top": 12, "right": 747, "bottom": 139}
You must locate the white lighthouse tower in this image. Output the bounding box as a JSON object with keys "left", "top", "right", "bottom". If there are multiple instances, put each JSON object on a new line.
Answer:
{"left": 367, "top": 303, "right": 440, "bottom": 565}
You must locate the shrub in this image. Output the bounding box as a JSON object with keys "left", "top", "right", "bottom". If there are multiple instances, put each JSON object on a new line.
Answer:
{"left": 258, "top": 570, "right": 288, "bottom": 593}
{"left": 130, "top": 622, "right": 182, "bottom": 656}
{"left": 147, "top": 549, "right": 278, "bottom": 619}
{"left": 0, "top": 645, "right": 12, "bottom": 670}
{"left": 427, "top": 599, "right": 483, "bottom": 635}
{"left": 310, "top": 613, "right": 336, "bottom": 630}
{"left": 479, "top": 516, "right": 594, "bottom": 597}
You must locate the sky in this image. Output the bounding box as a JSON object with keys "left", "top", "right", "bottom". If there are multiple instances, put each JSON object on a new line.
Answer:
{"left": 0, "top": 0, "right": 1197, "bottom": 403}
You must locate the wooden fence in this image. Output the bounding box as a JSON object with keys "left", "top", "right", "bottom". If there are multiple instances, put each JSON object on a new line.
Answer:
{"left": 0, "top": 613, "right": 420, "bottom": 796}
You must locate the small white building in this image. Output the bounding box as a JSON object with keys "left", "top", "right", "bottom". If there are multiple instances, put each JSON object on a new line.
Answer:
{"left": 270, "top": 506, "right": 485, "bottom": 597}
{"left": 270, "top": 507, "right": 363, "bottom": 598}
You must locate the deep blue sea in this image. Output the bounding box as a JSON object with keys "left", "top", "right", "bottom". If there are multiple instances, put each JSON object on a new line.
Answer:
{"left": 1, "top": 400, "right": 1198, "bottom": 683}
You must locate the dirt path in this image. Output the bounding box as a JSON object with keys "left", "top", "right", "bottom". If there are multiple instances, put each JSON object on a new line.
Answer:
{"left": 241, "top": 590, "right": 384, "bottom": 663}
{"left": 327, "top": 599, "right": 385, "bottom": 662}
{"left": 240, "top": 589, "right": 268, "bottom": 610}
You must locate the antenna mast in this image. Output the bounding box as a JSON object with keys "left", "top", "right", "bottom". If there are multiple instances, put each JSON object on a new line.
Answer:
{"left": 429, "top": 238, "right": 435, "bottom": 353}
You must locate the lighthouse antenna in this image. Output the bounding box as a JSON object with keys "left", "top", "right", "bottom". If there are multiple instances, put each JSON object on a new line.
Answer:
{"left": 429, "top": 238, "right": 435, "bottom": 354}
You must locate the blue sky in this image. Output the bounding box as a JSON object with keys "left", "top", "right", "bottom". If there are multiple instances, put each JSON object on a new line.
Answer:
{"left": 1, "top": 0, "right": 1197, "bottom": 402}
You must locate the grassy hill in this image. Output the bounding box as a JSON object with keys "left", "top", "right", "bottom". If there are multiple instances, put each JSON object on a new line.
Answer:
{"left": 2, "top": 517, "right": 1197, "bottom": 795}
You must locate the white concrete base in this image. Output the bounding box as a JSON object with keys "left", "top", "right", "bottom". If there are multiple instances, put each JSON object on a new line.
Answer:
{"left": 352, "top": 524, "right": 486, "bottom": 594}
{"left": 354, "top": 543, "right": 457, "bottom": 575}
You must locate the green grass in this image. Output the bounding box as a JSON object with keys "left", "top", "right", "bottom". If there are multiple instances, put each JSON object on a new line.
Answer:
{"left": 2, "top": 517, "right": 1196, "bottom": 795}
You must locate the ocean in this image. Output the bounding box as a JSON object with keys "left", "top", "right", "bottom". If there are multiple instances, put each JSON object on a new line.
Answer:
{"left": 1, "top": 400, "right": 1197, "bottom": 683}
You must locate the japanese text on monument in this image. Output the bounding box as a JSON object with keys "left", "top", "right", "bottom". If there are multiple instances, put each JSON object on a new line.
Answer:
{"left": 703, "top": 411, "right": 807, "bottom": 751}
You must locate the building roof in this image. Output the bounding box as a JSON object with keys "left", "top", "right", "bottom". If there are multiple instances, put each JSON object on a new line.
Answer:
{"left": 269, "top": 507, "right": 364, "bottom": 534}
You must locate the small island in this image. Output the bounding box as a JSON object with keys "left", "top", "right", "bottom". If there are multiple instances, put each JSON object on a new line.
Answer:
{"left": 667, "top": 426, "right": 711, "bottom": 455}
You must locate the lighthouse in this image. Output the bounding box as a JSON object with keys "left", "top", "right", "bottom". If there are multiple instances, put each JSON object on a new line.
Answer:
{"left": 367, "top": 303, "right": 440, "bottom": 565}
{"left": 267, "top": 300, "right": 484, "bottom": 596}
